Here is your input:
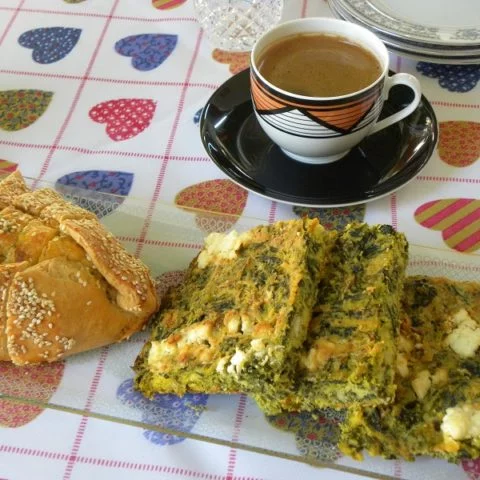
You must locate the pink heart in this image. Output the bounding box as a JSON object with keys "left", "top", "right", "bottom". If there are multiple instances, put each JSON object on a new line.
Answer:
{"left": 175, "top": 179, "right": 248, "bottom": 233}
{"left": 0, "top": 361, "right": 65, "bottom": 427}
{"left": 89, "top": 98, "right": 156, "bottom": 141}
{"left": 463, "top": 459, "right": 480, "bottom": 479}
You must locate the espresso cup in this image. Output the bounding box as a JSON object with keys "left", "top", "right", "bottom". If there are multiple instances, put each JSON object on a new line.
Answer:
{"left": 250, "top": 17, "right": 421, "bottom": 164}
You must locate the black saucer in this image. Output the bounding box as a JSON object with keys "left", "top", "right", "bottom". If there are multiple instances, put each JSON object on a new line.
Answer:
{"left": 199, "top": 69, "right": 438, "bottom": 207}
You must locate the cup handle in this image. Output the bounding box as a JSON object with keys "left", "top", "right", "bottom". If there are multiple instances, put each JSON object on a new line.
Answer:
{"left": 370, "top": 73, "right": 422, "bottom": 135}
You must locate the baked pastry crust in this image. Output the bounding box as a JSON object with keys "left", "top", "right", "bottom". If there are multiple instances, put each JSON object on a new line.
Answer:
{"left": 0, "top": 172, "right": 159, "bottom": 365}
{"left": 0, "top": 171, "right": 29, "bottom": 210}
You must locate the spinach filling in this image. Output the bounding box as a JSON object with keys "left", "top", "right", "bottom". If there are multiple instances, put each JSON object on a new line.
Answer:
{"left": 339, "top": 276, "right": 480, "bottom": 461}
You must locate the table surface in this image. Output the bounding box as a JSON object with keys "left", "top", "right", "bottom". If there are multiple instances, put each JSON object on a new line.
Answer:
{"left": 0, "top": 1, "right": 479, "bottom": 479}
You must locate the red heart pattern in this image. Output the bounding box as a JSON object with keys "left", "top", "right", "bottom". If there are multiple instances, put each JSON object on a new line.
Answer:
{"left": 89, "top": 98, "right": 156, "bottom": 141}
{"left": 438, "top": 121, "right": 480, "bottom": 167}
{"left": 415, "top": 198, "right": 480, "bottom": 253}
{"left": 463, "top": 459, "right": 480, "bottom": 480}
{"left": 0, "top": 361, "right": 65, "bottom": 427}
{"left": 212, "top": 49, "right": 250, "bottom": 75}
{"left": 175, "top": 179, "right": 248, "bottom": 233}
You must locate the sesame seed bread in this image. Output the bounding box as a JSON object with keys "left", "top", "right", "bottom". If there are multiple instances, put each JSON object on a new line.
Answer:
{"left": 62, "top": 218, "right": 156, "bottom": 313}
{"left": 0, "top": 206, "right": 35, "bottom": 262}
{"left": 40, "top": 201, "right": 97, "bottom": 227}
{"left": 6, "top": 257, "right": 150, "bottom": 364}
{"left": 0, "top": 262, "right": 28, "bottom": 360}
{"left": 13, "top": 188, "right": 64, "bottom": 216}
{"left": 0, "top": 172, "right": 159, "bottom": 365}
{"left": 0, "top": 171, "right": 29, "bottom": 210}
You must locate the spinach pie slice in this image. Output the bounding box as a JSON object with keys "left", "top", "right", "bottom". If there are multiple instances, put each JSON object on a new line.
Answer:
{"left": 134, "top": 218, "right": 336, "bottom": 398}
{"left": 253, "top": 223, "right": 409, "bottom": 414}
{"left": 339, "top": 276, "right": 480, "bottom": 461}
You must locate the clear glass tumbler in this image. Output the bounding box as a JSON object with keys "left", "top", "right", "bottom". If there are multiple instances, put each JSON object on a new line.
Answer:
{"left": 194, "top": 0, "right": 284, "bottom": 52}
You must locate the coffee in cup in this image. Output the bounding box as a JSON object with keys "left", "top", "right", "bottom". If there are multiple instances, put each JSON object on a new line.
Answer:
{"left": 250, "top": 18, "right": 422, "bottom": 164}
{"left": 257, "top": 33, "right": 382, "bottom": 97}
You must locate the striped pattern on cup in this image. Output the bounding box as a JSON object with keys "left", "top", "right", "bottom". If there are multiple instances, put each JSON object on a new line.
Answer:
{"left": 251, "top": 70, "right": 383, "bottom": 137}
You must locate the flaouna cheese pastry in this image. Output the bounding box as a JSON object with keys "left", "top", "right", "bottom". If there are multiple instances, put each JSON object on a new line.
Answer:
{"left": 0, "top": 171, "right": 159, "bottom": 365}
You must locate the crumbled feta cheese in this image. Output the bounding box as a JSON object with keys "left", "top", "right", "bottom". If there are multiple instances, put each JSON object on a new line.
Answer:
{"left": 241, "top": 315, "right": 253, "bottom": 334}
{"left": 452, "top": 308, "right": 473, "bottom": 325}
{"left": 411, "top": 370, "right": 431, "bottom": 400}
{"left": 250, "top": 338, "right": 265, "bottom": 352}
{"left": 396, "top": 352, "right": 409, "bottom": 378}
{"left": 225, "top": 314, "right": 240, "bottom": 334}
{"left": 446, "top": 309, "right": 480, "bottom": 358}
{"left": 226, "top": 349, "right": 247, "bottom": 375}
{"left": 197, "top": 231, "right": 244, "bottom": 268}
{"left": 216, "top": 357, "right": 229, "bottom": 374}
{"left": 441, "top": 404, "right": 480, "bottom": 440}
{"left": 149, "top": 322, "right": 215, "bottom": 370}
{"left": 148, "top": 340, "right": 176, "bottom": 367}
{"left": 183, "top": 323, "right": 210, "bottom": 344}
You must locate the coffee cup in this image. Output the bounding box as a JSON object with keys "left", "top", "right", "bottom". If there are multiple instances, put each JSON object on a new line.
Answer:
{"left": 250, "top": 17, "right": 421, "bottom": 164}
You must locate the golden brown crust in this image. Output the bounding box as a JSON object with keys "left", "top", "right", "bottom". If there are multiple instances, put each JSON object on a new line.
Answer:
{"left": 39, "top": 234, "right": 90, "bottom": 264}
{"left": 6, "top": 258, "right": 148, "bottom": 365}
{"left": 0, "top": 262, "right": 28, "bottom": 361}
{"left": 0, "top": 206, "right": 35, "bottom": 262}
{"left": 13, "top": 188, "right": 64, "bottom": 216}
{"left": 40, "top": 201, "right": 96, "bottom": 228}
{"left": 0, "top": 172, "right": 159, "bottom": 365}
{"left": 0, "top": 171, "right": 29, "bottom": 210}
{"left": 61, "top": 218, "right": 158, "bottom": 315}
{"left": 12, "top": 219, "right": 58, "bottom": 264}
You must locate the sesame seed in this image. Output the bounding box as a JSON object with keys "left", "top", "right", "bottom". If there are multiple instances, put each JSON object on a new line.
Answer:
{"left": 9, "top": 278, "right": 57, "bottom": 345}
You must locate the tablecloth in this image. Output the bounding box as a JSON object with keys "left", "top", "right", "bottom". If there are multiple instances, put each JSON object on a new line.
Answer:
{"left": 0, "top": 1, "right": 479, "bottom": 479}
